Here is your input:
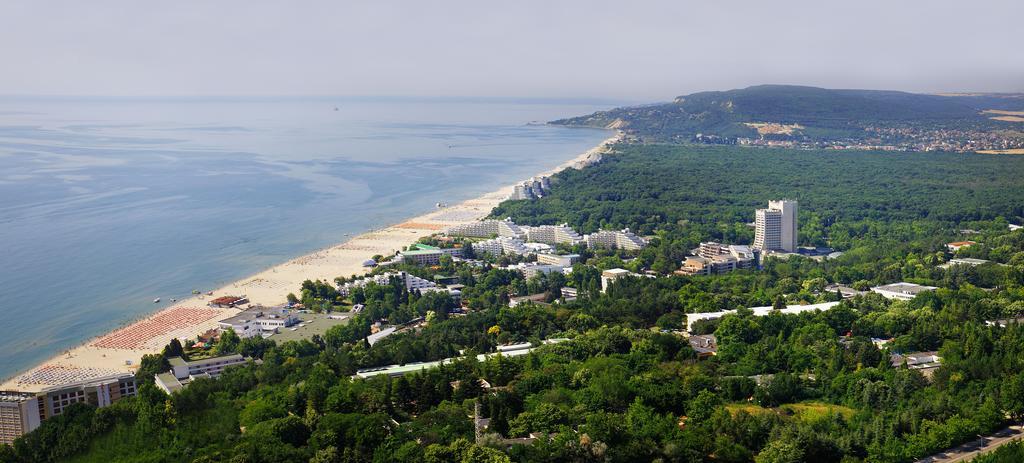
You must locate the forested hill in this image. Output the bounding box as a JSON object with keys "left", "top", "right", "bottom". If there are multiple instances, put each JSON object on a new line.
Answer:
{"left": 551, "top": 85, "right": 1024, "bottom": 149}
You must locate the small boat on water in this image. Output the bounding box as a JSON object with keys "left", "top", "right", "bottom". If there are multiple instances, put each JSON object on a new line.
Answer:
{"left": 153, "top": 298, "right": 160, "bottom": 303}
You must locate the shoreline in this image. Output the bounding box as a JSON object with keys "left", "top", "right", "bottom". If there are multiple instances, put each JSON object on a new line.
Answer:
{"left": 0, "top": 131, "right": 621, "bottom": 392}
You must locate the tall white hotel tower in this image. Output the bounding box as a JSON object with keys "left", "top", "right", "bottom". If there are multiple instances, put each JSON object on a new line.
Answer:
{"left": 754, "top": 200, "right": 798, "bottom": 252}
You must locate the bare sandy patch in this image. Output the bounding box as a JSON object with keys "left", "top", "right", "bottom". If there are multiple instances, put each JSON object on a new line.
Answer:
{"left": 982, "top": 109, "right": 1024, "bottom": 116}
{"left": 976, "top": 148, "right": 1024, "bottom": 155}
{"left": 395, "top": 222, "right": 447, "bottom": 230}
{"left": 744, "top": 122, "right": 805, "bottom": 135}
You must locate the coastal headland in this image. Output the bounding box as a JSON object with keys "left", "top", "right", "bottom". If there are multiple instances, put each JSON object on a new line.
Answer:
{"left": 0, "top": 132, "right": 620, "bottom": 393}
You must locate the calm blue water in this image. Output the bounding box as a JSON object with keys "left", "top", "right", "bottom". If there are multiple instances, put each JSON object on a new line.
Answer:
{"left": 0, "top": 97, "right": 612, "bottom": 380}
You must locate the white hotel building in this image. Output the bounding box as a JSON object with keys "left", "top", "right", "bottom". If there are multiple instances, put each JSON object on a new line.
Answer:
{"left": 524, "top": 224, "right": 583, "bottom": 245}
{"left": 446, "top": 219, "right": 526, "bottom": 239}
{"left": 583, "top": 228, "right": 647, "bottom": 251}
{"left": 754, "top": 200, "right": 798, "bottom": 252}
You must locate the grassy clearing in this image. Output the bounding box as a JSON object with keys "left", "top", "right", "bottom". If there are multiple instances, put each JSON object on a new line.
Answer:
{"left": 725, "top": 401, "right": 855, "bottom": 423}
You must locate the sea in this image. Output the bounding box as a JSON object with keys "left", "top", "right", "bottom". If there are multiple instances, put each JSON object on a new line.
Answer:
{"left": 0, "top": 96, "right": 614, "bottom": 380}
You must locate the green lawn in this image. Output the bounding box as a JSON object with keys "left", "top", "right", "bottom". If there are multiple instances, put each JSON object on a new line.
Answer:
{"left": 726, "top": 401, "right": 855, "bottom": 423}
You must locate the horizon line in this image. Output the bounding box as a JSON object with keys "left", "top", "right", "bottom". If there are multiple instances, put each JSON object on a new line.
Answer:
{"left": 0, "top": 93, "right": 641, "bottom": 106}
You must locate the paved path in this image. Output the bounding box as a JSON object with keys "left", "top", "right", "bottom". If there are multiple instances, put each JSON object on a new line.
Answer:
{"left": 915, "top": 425, "right": 1023, "bottom": 463}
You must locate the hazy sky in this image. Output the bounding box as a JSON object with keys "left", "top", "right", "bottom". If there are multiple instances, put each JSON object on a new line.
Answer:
{"left": 2, "top": 0, "right": 1022, "bottom": 101}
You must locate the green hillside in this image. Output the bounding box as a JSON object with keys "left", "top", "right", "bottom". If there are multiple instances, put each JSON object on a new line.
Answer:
{"left": 552, "top": 85, "right": 1024, "bottom": 145}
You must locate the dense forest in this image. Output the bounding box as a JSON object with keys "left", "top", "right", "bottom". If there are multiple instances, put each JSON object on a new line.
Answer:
{"left": 4, "top": 144, "right": 1024, "bottom": 463}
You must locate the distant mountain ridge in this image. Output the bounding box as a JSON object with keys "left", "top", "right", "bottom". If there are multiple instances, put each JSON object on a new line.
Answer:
{"left": 551, "top": 85, "right": 1024, "bottom": 150}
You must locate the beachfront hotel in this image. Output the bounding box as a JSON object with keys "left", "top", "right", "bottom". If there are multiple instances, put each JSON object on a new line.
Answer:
{"left": 0, "top": 392, "right": 39, "bottom": 445}
{"left": 450, "top": 218, "right": 645, "bottom": 253}
{"left": 524, "top": 224, "right": 583, "bottom": 245}
{"left": 446, "top": 219, "right": 526, "bottom": 239}
{"left": 218, "top": 306, "right": 300, "bottom": 338}
{"left": 510, "top": 176, "right": 552, "bottom": 200}
{"left": 338, "top": 271, "right": 438, "bottom": 297}
{"left": 0, "top": 373, "right": 137, "bottom": 444}
{"left": 395, "top": 243, "right": 464, "bottom": 266}
{"left": 470, "top": 237, "right": 554, "bottom": 257}
{"left": 583, "top": 228, "right": 647, "bottom": 250}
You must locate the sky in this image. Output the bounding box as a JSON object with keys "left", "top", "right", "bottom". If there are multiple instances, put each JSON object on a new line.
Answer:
{"left": 1, "top": 0, "right": 1022, "bottom": 102}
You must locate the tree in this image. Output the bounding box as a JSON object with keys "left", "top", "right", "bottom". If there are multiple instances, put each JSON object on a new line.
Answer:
{"left": 136, "top": 353, "right": 170, "bottom": 385}
{"left": 162, "top": 338, "right": 184, "bottom": 358}
{"left": 755, "top": 440, "right": 803, "bottom": 463}
{"left": 216, "top": 328, "right": 241, "bottom": 355}
{"left": 755, "top": 373, "right": 802, "bottom": 407}
{"left": 687, "top": 390, "right": 722, "bottom": 423}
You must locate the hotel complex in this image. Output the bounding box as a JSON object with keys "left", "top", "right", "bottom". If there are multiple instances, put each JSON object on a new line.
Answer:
{"left": 338, "top": 271, "right": 439, "bottom": 297}
{"left": 678, "top": 242, "right": 757, "bottom": 276}
{"left": 524, "top": 224, "right": 582, "bottom": 245}
{"left": 446, "top": 219, "right": 646, "bottom": 258}
{"left": 754, "top": 200, "right": 798, "bottom": 252}
{"left": 154, "top": 354, "right": 249, "bottom": 394}
{"left": 1, "top": 373, "right": 138, "bottom": 444}
{"left": 445, "top": 219, "right": 526, "bottom": 239}
{"left": 511, "top": 176, "right": 552, "bottom": 200}
{"left": 217, "top": 306, "right": 300, "bottom": 338}
{"left": 582, "top": 228, "right": 646, "bottom": 250}
{"left": 395, "top": 243, "right": 465, "bottom": 266}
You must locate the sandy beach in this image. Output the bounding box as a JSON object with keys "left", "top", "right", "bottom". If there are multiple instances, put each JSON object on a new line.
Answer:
{"left": 1, "top": 132, "right": 620, "bottom": 393}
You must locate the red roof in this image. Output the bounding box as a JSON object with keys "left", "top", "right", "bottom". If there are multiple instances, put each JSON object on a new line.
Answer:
{"left": 211, "top": 296, "right": 244, "bottom": 305}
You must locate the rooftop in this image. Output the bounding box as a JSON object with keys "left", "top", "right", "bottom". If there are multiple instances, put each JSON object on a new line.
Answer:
{"left": 267, "top": 312, "right": 350, "bottom": 343}
{"left": 155, "top": 372, "right": 183, "bottom": 393}
{"left": 168, "top": 354, "right": 245, "bottom": 368}
{"left": 872, "top": 282, "right": 938, "bottom": 295}
{"left": 399, "top": 249, "right": 443, "bottom": 256}
{"left": 686, "top": 301, "right": 842, "bottom": 331}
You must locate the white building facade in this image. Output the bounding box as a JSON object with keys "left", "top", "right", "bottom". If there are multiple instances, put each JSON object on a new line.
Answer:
{"left": 754, "top": 200, "right": 797, "bottom": 252}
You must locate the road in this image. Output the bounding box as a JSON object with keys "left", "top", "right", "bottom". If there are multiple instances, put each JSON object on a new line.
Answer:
{"left": 915, "top": 425, "right": 1023, "bottom": 463}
